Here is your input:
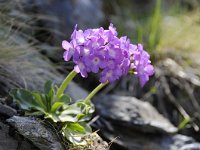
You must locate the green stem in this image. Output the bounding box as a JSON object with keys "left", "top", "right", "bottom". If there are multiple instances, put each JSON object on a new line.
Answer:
{"left": 84, "top": 82, "right": 108, "bottom": 103}
{"left": 55, "top": 70, "right": 77, "bottom": 101}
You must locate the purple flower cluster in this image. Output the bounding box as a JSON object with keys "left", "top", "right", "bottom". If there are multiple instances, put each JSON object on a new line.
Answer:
{"left": 130, "top": 44, "right": 154, "bottom": 86}
{"left": 62, "top": 24, "right": 154, "bottom": 86}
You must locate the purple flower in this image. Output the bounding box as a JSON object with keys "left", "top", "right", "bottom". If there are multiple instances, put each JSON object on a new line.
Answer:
{"left": 62, "top": 40, "right": 74, "bottom": 61}
{"left": 100, "top": 68, "right": 122, "bottom": 83}
{"left": 74, "top": 61, "right": 88, "bottom": 78}
{"left": 84, "top": 54, "right": 104, "bottom": 73}
{"left": 133, "top": 44, "right": 154, "bottom": 87}
{"left": 62, "top": 24, "right": 154, "bottom": 85}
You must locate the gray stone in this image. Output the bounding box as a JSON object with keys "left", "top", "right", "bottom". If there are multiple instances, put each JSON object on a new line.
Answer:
{"left": 0, "top": 122, "right": 19, "bottom": 150}
{"left": 170, "top": 135, "right": 200, "bottom": 150}
{"left": 113, "top": 57, "right": 200, "bottom": 141}
{"left": 93, "top": 95, "right": 200, "bottom": 150}
{"left": 180, "top": 143, "right": 200, "bottom": 150}
{"left": 7, "top": 116, "right": 65, "bottom": 150}
{"left": 152, "top": 58, "right": 200, "bottom": 131}
{"left": 94, "top": 95, "right": 177, "bottom": 134}
{"left": 0, "top": 122, "right": 37, "bottom": 150}
{"left": 0, "top": 103, "right": 17, "bottom": 117}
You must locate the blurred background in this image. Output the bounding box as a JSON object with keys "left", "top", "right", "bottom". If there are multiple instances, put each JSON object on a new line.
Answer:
{"left": 1, "top": 0, "right": 200, "bottom": 149}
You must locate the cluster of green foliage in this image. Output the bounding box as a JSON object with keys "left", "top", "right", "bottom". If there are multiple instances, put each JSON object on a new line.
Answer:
{"left": 10, "top": 80, "right": 94, "bottom": 145}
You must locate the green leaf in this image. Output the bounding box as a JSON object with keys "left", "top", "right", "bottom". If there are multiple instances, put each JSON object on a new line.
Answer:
{"left": 43, "top": 80, "right": 55, "bottom": 110}
{"left": 77, "top": 122, "right": 92, "bottom": 133}
{"left": 59, "top": 101, "right": 94, "bottom": 122}
{"left": 62, "top": 122, "right": 92, "bottom": 145}
{"left": 51, "top": 102, "right": 64, "bottom": 113}
{"left": 31, "top": 92, "right": 47, "bottom": 111}
{"left": 40, "top": 94, "right": 49, "bottom": 111}
{"left": 59, "top": 94, "right": 71, "bottom": 104}
{"left": 48, "top": 89, "right": 54, "bottom": 102}
{"left": 68, "top": 123, "right": 86, "bottom": 133}
{"left": 75, "top": 101, "right": 95, "bottom": 121}
{"left": 59, "top": 115, "right": 78, "bottom": 122}
{"left": 45, "top": 113, "right": 60, "bottom": 122}
{"left": 44, "top": 80, "right": 52, "bottom": 95}
{"left": 76, "top": 113, "right": 85, "bottom": 121}
{"left": 10, "top": 89, "right": 43, "bottom": 111}
{"left": 63, "top": 127, "right": 85, "bottom": 145}
{"left": 61, "top": 104, "right": 81, "bottom": 115}
{"left": 59, "top": 105, "right": 81, "bottom": 122}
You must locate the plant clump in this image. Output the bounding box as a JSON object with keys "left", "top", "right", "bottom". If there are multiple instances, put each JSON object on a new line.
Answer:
{"left": 10, "top": 23, "right": 154, "bottom": 148}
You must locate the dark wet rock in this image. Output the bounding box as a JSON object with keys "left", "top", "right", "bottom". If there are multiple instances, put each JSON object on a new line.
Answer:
{"left": 7, "top": 116, "right": 65, "bottom": 150}
{"left": 93, "top": 95, "right": 200, "bottom": 150}
{"left": 0, "top": 122, "right": 38, "bottom": 150}
{"left": 6, "top": 116, "right": 109, "bottom": 150}
{"left": 0, "top": 122, "right": 19, "bottom": 150}
{"left": 94, "top": 95, "right": 177, "bottom": 134}
{"left": 0, "top": 103, "right": 17, "bottom": 117}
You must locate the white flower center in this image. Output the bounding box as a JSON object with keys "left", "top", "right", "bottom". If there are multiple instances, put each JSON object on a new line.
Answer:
{"left": 83, "top": 48, "right": 90, "bottom": 55}
{"left": 78, "top": 37, "right": 85, "bottom": 44}
{"left": 109, "top": 49, "right": 116, "bottom": 58}
{"left": 106, "top": 70, "right": 113, "bottom": 78}
{"left": 92, "top": 42, "right": 99, "bottom": 48}
{"left": 79, "top": 62, "right": 85, "bottom": 70}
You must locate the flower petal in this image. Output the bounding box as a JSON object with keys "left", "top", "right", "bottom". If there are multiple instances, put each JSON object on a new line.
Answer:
{"left": 62, "top": 40, "right": 72, "bottom": 50}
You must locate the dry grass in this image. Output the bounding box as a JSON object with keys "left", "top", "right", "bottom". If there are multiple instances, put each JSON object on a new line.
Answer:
{"left": 157, "top": 10, "right": 200, "bottom": 62}
{"left": 0, "top": 0, "right": 64, "bottom": 95}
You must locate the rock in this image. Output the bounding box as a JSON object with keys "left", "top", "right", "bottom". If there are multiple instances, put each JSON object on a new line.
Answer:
{"left": 7, "top": 116, "right": 65, "bottom": 150}
{"left": 151, "top": 58, "right": 200, "bottom": 140}
{"left": 0, "top": 122, "right": 38, "bottom": 150}
{"left": 0, "top": 122, "right": 19, "bottom": 150}
{"left": 171, "top": 135, "right": 200, "bottom": 150}
{"left": 105, "top": 133, "right": 200, "bottom": 150}
{"left": 0, "top": 103, "right": 17, "bottom": 117}
{"left": 94, "top": 95, "right": 177, "bottom": 134}
{"left": 111, "top": 57, "right": 200, "bottom": 141}
{"left": 180, "top": 143, "right": 200, "bottom": 150}
{"left": 93, "top": 95, "right": 200, "bottom": 150}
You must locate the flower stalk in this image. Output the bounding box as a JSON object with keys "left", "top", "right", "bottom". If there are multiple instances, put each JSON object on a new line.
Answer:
{"left": 55, "top": 70, "right": 77, "bottom": 101}
{"left": 84, "top": 82, "right": 108, "bottom": 103}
